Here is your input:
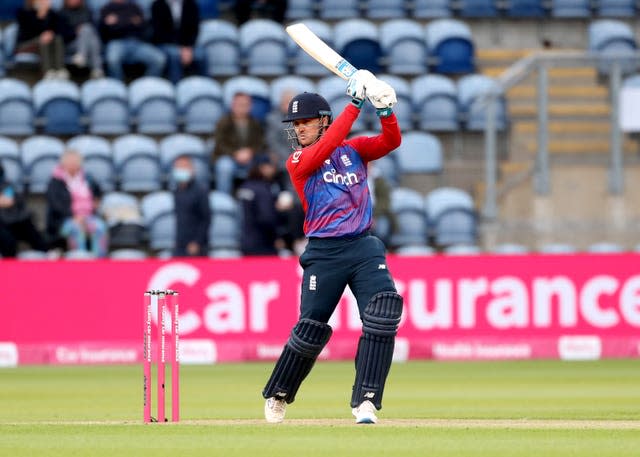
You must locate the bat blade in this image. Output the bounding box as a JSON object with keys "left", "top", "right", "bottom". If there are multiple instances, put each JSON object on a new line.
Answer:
{"left": 285, "top": 23, "right": 357, "bottom": 80}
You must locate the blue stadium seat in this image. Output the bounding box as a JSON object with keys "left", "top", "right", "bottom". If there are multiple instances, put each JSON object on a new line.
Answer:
{"left": 21, "top": 135, "right": 65, "bottom": 194}
{"left": 550, "top": 0, "right": 591, "bottom": 17}
{"left": 81, "top": 78, "right": 130, "bottom": 135}
{"left": 389, "top": 187, "right": 428, "bottom": 248}
{"left": 270, "top": 75, "right": 316, "bottom": 109}
{"left": 596, "top": 0, "right": 636, "bottom": 17}
{"left": 457, "top": 0, "right": 499, "bottom": 17}
{"left": 159, "top": 133, "right": 210, "bottom": 187}
{"left": 222, "top": 76, "right": 271, "bottom": 122}
{"left": 412, "top": 0, "right": 452, "bottom": 18}
{"left": 425, "top": 19, "right": 475, "bottom": 74}
{"left": 0, "top": 136, "right": 23, "bottom": 191}
{"left": 411, "top": 74, "right": 459, "bottom": 131}
{"left": 286, "top": 0, "right": 317, "bottom": 20}
{"left": 196, "top": 0, "right": 220, "bottom": 19}
{"left": 425, "top": 186, "right": 474, "bottom": 221}
{"left": 505, "top": 0, "right": 546, "bottom": 17}
{"left": 129, "top": 77, "right": 177, "bottom": 134}
{"left": 333, "top": 19, "right": 383, "bottom": 74}
{"left": 176, "top": 76, "right": 224, "bottom": 134}
{"left": 197, "top": 19, "right": 241, "bottom": 77}
{"left": 363, "top": 0, "right": 407, "bottom": 18}
{"left": 66, "top": 135, "right": 115, "bottom": 192}
{"left": 239, "top": 19, "right": 288, "bottom": 76}
{"left": 100, "top": 191, "right": 143, "bottom": 226}
{"left": 208, "top": 190, "right": 241, "bottom": 250}
{"left": 379, "top": 19, "right": 429, "bottom": 76}
{"left": 141, "top": 191, "right": 175, "bottom": 251}
{"left": 33, "top": 79, "right": 84, "bottom": 135}
{"left": 0, "top": 78, "right": 34, "bottom": 136}
{"left": 394, "top": 131, "right": 443, "bottom": 175}
{"left": 376, "top": 74, "right": 413, "bottom": 129}
{"left": 287, "top": 19, "right": 333, "bottom": 77}
{"left": 318, "top": 0, "right": 360, "bottom": 19}
{"left": 425, "top": 187, "right": 477, "bottom": 247}
{"left": 0, "top": 0, "right": 22, "bottom": 21}
{"left": 588, "top": 20, "right": 639, "bottom": 76}
{"left": 457, "top": 74, "right": 508, "bottom": 131}
{"left": 112, "top": 134, "right": 162, "bottom": 192}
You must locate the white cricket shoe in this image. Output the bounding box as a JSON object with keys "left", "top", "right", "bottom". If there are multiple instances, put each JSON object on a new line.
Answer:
{"left": 352, "top": 400, "right": 378, "bottom": 424}
{"left": 264, "top": 397, "right": 287, "bottom": 423}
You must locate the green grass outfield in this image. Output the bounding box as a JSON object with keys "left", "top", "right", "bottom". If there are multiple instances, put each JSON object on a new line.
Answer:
{"left": 1, "top": 359, "right": 639, "bottom": 456}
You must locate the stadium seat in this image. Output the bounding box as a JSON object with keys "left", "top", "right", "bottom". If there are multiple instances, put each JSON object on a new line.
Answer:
{"left": 158, "top": 133, "right": 210, "bottom": 187}
{"left": 286, "top": 0, "right": 317, "bottom": 20}
{"left": 457, "top": 0, "right": 499, "bottom": 17}
{"left": 100, "top": 191, "right": 146, "bottom": 248}
{"left": 538, "top": 242, "right": 577, "bottom": 254}
{"left": 394, "top": 245, "right": 436, "bottom": 256}
{"left": 411, "top": 74, "right": 459, "bottom": 131}
{"left": 596, "top": 0, "right": 636, "bottom": 17}
{"left": 491, "top": 243, "right": 530, "bottom": 254}
{"left": 141, "top": 191, "right": 175, "bottom": 251}
{"left": 394, "top": 131, "right": 443, "bottom": 175}
{"left": 176, "top": 76, "right": 224, "bottom": 134}
{"left": 0, "top": 78, "right": 34, "bottom": 136}
{"left": 370, "top": 152, "right": 399, "bottom": 186}
{"left": 363, "top": 0, "right": 407, "bottom": 18}
{"left": 412, "top": 0, "right": 452, "bottom": 18}
{"left": 208, "top": 190, "right": 241, "bottom": 250}
{"left": 109, "top": 248, "right": 148, "bottom": 259}
{"left": 317, "top": 0, "right": 360, "bottom": 19}
{"left": 425, "top": 187, "right": 477, "bottom": 247}
{"left": 32, "top": 79, "right": 84, "bottom": 135}
{"left": 457, "top": 74, "right": 508, "bottom": 131}
{"left": 505, "top": 0, "right": 546, "bottom": 17}
{"left": 239, "top": 19, "right": 288, "bottom": 76}
{"left": 222, "top": 76, "right": 271, "bottom": 122}
{"left": 333, "top": 19, "right": 383, "bottom": 74}
{"left": 376, "top": 74, "right": 412, "bottom": 128}
{"left": 270, "top": 75, "right": 316, "bottom": 109}
{"left": 81, "top": 78, "right": 130, "bottom": 135}
{"left": 66, "top": 135, "right": 115, "bottom": 192}
{"left": 550, "top": 0, "right": 591, "bottom": 17}
{"left": 112, "top": 134, "right": 162, "bottom": 192}
{"left": 379, "top": 19, "right": 429, "bottom": 76}
{"left": 197, "top": 19, "right": 241, "bottom": 77}
{"left": 0, "top": 136, "right": 23, "bottom": 191}
{"left": 0, "top": 0, "right": 22, "bottom": 21}
{"left": 588, "top": 20, "right": 639, "bottom": 76}
{"left": 129, "top": 77, "right": 177, "bottom": 134}
{"left": 195, "top": 0, "right": 220, "bottom": 19}
{"left": 64, "top": 249, "right": 96, "bottom": 260}
{"left": 21, "top": 135, "right": 65, "bottom": 194}
{"left": 587, "top": 241, "right": 625, "bottom": 253}
{"left": 389, "top": 187, "right": 428, "bottom": 248}
{"left": 287, "top": 19, "right": 334, "bottom": 77}
{"left": 425, "top": 19, "right": 475, "bottom": 74}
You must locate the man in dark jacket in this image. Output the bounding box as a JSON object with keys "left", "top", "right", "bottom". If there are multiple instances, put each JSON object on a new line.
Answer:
{"left": 150, "top": 0, "right": 202, "bottom": 83}
{"left": 172, "top": 155, "right": 210, "bottom": 257}
{"left": 98, "top": 0, "right": 166, "bottom": 80}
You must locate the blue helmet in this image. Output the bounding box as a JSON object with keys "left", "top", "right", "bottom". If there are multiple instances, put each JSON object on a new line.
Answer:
{"left": 282, "top": 92, "right": 332, "bottom": 122}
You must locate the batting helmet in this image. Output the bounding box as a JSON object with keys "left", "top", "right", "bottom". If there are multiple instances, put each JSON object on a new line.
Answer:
{"left": 282, "top": 92, "right": 332, "bottom": 122}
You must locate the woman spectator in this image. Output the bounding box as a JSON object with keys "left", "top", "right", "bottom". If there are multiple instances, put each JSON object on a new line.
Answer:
{"left": 59, "top": 0, "right": 104, "bottom": 78}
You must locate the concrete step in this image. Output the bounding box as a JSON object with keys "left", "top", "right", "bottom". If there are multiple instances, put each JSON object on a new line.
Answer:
{"left": 513, "top": 120, "right": 611, "bottom": 136}
{"left": 483, "top": 66, "right": 598, "bottom": 80}
{"left": 507, "top": 85, "right": 608, "bottom": 99}
{"left": 523, "top": 138, "right": 638, "bottom": 154}
{"left": 510, "top": 103, "right": 610, "bottom": 118}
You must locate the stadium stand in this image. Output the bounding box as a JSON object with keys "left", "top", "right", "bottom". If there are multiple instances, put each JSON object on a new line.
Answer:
{"left": 588, "top": 19, "right": 639, "bottom": 77}
{"left": 0, "top": 78, "right": 34, "bottom": 136}
{"left": 379, "top": 19, "right": 429, "bottom": 76}
{"left": 286, "top": 0, "right": 317, "bottom": 20}
{"left": 425, "top": 18, "right": 475, "bottom": 74}
{"left": 425, "top": 187, "right": 477, "bottom": 247}
{"left": 412, "top": 0, "right": 452, "bottom": 18}
{"left": 222, "top": 75, "right": 271, "bottom": 121}
{"left": 363, "top": 0, "right": 407, "bottom": 19}
{"left": 550, "top": 0, "right": 591, "bottom": 18}
{"left": 141, "top": 190, "right": 176, "bottom": 251}
{"left": 333, "top": 18, "right": 384, "bottom": 74}
{"left": 129, "top": 77, "right": 178, "bottom": 135}
{"left": 21, "top": 135, "right": 65, "bottom": 194}
{"left": 317, "top": 0, "right": 360, "bottom": 20}
{"left": 389, "top": 187, "right": 429, "bottom": 249}
{"left": 458, "top": 0, "right": 499, "bottom": 17}
{"left": 66, "top": 135, "right": 116, "bottom": 191}
{"left": 158, "top": 133, "right": 210, "bottom": 187}
{"left": 411, "top": 74, "right": 460, "bottom": 131}
{"left": 505, "top": 0, "right": 546, "bottom": 17}
{"left": 208, "top": 190, "right": 242, "bottom": 251}
{"left": 81, "top": 78, "right": 130, "bottom": 135}
{"left": 286, "top": 19, "right": 334, "bottom": 77}
{"left": 197, "top": 19, "right": 241, "bottom": 77}
{"left": 112, "top": 134, "right": 162, "bottom": 193}
{"left": 176, "top": 76, "right": 224, "bottom": 134}
{"left": 239, "top": 19, "right": 289, "bottom": 76}
{"left": 33, "top": 79, "right": 84, "bottom": 135}
{"left": 0, "top": 136, "right": 22, "bottom": 191}
{"left": 457, "top": 74, "right": 508, "bottom": 131}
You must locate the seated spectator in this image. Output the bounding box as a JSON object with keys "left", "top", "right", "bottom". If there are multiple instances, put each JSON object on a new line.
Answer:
{"left": 234, "top": 0, "right": 288, "bottom": 25}
{"left": 0, "top": 163, "right": 49, "bottom": 258}
{"left": 368, "top": 162, "right": 396, "bottom": 248}
{"left": 59, "top": 0, "right": 104, "bottom": 79}
{"left": 45, "top": 150, "right": 108, "bottom": 257}
{"left": 172, "top": 155, "right": 210, "bottom": 257}
{"left": 212, "top": 92, "right": 265, "bottom": 194}
{"left": 151, "top": 0, "right": 203, "bottom": 84}
{"left": 16, "top": 0, "right": 69, "bottom": 79}
{"left": 98, "top": 0, "right": 166, "bottom": 81}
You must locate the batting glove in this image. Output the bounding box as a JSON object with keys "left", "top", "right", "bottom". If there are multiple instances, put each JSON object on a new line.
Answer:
{"left": 366, "top": 78, "right": 397, "bottom": 115}
{"left": 346, "top": 69, "right": 375, "bottom": 108}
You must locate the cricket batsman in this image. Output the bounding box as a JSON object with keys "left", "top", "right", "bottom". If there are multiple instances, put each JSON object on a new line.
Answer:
{"left": 262, "top": 70, "right": 403, "bottom": 424}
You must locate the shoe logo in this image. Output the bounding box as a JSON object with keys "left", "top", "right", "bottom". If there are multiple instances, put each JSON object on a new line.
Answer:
{"left": 275, "top": 392, "right": 287, "bottom": 398}
{"left": 378, "top": 264, "right": 386, "bottom": 270}
{"left": 364, "top": 392, "right": 375, "bottom": 399}
{"left": 309, "top": 275, "right": 317, "bottom": 291}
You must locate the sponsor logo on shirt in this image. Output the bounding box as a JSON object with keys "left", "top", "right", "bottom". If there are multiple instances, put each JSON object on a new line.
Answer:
{"left": 323, "top": 169, "right": 359, "bottom": 186}
{"left": 340, "top": 154, "right": 352, "bottom": 167}
{"left": 291, "top": 150, "right": 302, "bottom": 163}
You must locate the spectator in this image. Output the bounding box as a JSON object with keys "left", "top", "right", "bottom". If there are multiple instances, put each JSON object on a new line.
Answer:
{"left": 236, "top": 154, "right": 279, "bottom": 256}
{"left": 265, "top": 89, "right": 296, "bottom": 171}
{"left": 150, "top": 0, "right": 202, "bottom": 84}
{"left": 59, "top": 0, "right": 104, "bottom": 79}
{"left": 172, "top": 155, "right": 210, "bottom": 257}
{"left": 234, "top": 0, "right": 288, "bottom": 25}
{"left": 45, "top": 150, "right": 108, "bottom": 257}
{"left": 367, "top": 162, "right": 396, "bottom": 248}
{"left": 0, "top": 163, "right": 48, "bottom": 258}
{"left": 212, "top": 92, "right": 265, "bottom": 194}
{"left": 98, "top": 0, "right": 166, "bottom": 81}
{"left": 16, "top": 0, "right": 69, "bottom": 79}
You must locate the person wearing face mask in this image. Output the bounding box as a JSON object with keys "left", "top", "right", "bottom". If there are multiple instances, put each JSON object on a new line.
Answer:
{"left": 172, "top": 155, "right": 210, "bottom": 257}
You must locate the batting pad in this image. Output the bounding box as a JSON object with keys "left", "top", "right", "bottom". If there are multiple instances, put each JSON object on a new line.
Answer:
{"left": 351, "top": 291, "right": 403, "bottom": 409}
{"left": 262, "top": 319, "right": 333, "bottom": 403}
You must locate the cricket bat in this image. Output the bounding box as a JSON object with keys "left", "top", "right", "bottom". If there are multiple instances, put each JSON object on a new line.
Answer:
{"left": 285, "top": 23, "right": 357, "bottom": 80}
